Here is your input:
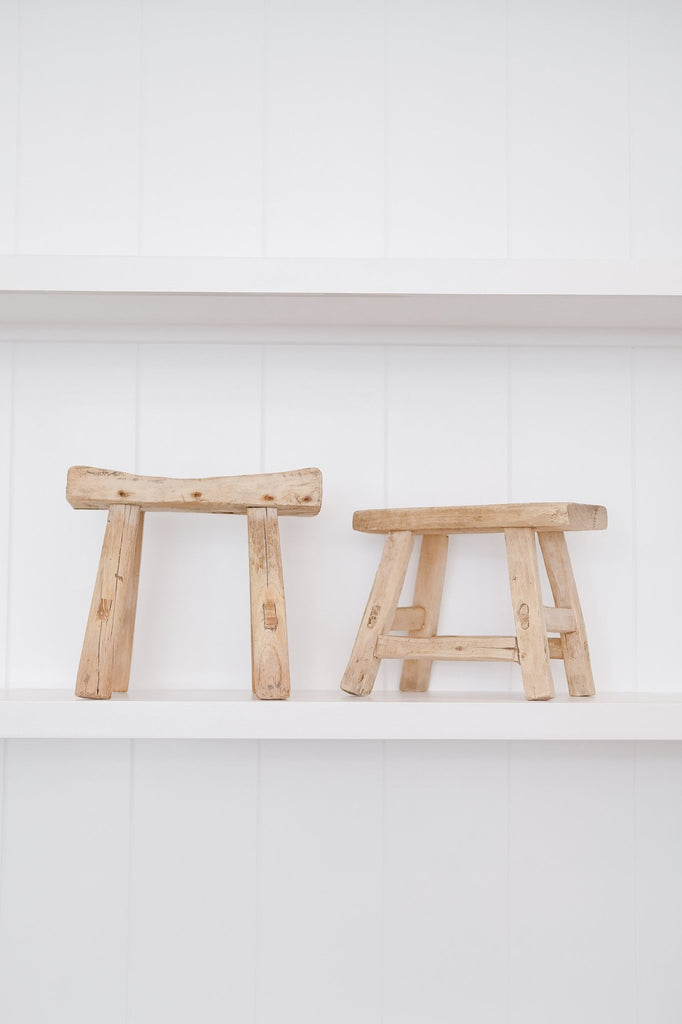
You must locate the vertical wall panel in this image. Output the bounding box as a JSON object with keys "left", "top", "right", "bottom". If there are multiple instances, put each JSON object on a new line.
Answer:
{"left": 509, "top": 742, "right": 636, "bottom": 1024}
{"left": 128, "top": 740, "right": 258, "bottom": 1023}
{"left": 383, "top": 741, "right": 508, "bottom": 1022}
{"left": 257, "top": 741, "right": 383, "bottom": 1023}
{"left": 631, "top": 0, "right": 682, "bottom": 258}
{"left": 0, "top": 740, "right": 130, "bottom": 1023}
{"left": 636, "top": 744, "right": 682, "bottom": 1021}
{"left": 141, "top": 0, "right": 264, "bottom": 256}
{"left": 0, "top": 0, "right": 18, "bottom": 252}
{"left": 0, "top": 345, "right": 12, "bottom": 682}
{"left": 263, "top": 345, "right": 385, "bottom": 690}
{"left": 387, "top": 346, "right": 512, "bottom": 692}
{"left": 508, "top": 0, "right": 629, "bottom": 257}
{"left": 634, "top": 348, "right": 682, "bottom": 691}
{"left": 510, "top": 347, "right": 633, "bottom": 693}
{"left": 265, "top": 0, "right": 384, "bottom": 256}
{"left": 18, "top": 0, "right": 139, "bottom": 254}
{"left": 135, "top": 344, "right": 261, "bottom": 689}
{"left": 9, "top": 343, "right": 137, "bottom": 687}
{"left": 387, "top": 0, "right": 506, "bottom": 257}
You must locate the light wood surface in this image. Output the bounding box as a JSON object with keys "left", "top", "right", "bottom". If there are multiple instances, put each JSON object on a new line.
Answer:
{"left": 539, "top": 531, "right": 596, "bottom": 697}
{"left": 504, "top": 528, "right": 555, "bottom": 700}
{"left": 340, "top": 531, "right": 414, "bottom": 696}
{"left": 111, "top": 510, "right": 144, "bottom": 693}
{"left": 379, "top": 635, "right": 520, "bottom": 662}
{"left": 400, "top": 534, "right": 449, "bottom": 692}
{"left": 67, "top": 465, "right": 322, "bottom": 516}
{"left": 353, "top": 502, "right": 607, "bottom": 535}
{"left": 76, "top": 504, "right": 143, "bottom": 699}
{"left": 247, "top": 507, "right": 291, "bottom": 699}
{"left": 391, "top": 606, "right": 426, "bottom": 632}
{"left": 543, "top": 606, "right": 577, "bottom": 633}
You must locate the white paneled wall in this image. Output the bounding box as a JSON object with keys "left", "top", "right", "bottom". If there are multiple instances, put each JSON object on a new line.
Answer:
{"left": 1, "top": 0, "right": 682, "bottom": 1020}
{"left": 0, "top": 334, "right": 680, "bottom": 1023}
{"left": 1, "top": 0, "right": 682, "bottom": 257}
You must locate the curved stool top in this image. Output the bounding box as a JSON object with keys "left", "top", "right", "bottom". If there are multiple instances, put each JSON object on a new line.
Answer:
{"left": 67, "top": 466, "right": 322, "bottom": 515}
{"left": 353, "top": 502, "right": 607, "bottom": 535}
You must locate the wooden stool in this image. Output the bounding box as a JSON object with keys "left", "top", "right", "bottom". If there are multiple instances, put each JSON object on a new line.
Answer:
{"left": 67, "top": 465, "right": 322, "bottom": 700}
{"left": 340, "top": 502, "right": 607, "bottom": 701}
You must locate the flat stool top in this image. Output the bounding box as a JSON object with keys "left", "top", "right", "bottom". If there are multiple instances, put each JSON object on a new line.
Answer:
{"left": 67, "top": 466, "right": 322, "bottom": 515}
{"left": 353, "top": 502, "right": 607, "bottom": 535}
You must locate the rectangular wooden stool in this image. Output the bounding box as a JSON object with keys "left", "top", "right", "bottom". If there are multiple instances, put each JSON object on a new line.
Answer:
{"left": 340, "top": 502, "right": 607, "bottom": 701}
{"left": 68, "top": 465, "right": 322, "bottom": 700}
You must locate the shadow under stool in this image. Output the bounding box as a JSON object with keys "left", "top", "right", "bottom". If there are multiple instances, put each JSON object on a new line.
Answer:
{"left": 67, "top": 465, "right": 322, "bottom": 701}
{"left": 340, "top": 502, "right": 607, "bottom": 701}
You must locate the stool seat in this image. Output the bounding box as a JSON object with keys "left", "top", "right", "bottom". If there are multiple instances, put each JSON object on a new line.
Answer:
{"left": 353, "top": 502, "right": 607, "bottom": 535}
{"left": 67, "top": 465, "right": 322, "bottom": 515}
{"left": 341, "top": 500, "right": 606, "bottom": 702}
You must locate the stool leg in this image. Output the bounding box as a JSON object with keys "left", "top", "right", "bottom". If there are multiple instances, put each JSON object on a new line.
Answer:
{"left": 247, "top": 507, "right": 290, "bottom": 700}
{"left": 504, "top": 527, "right": 554, "bottom": 701}
{"left": 400, "top": 534, "right": 449, "bottom": 692}
{"left": 341, "top": 531, "right": 414, "bottom": 696}
{"left": 111, "top": 510, "right": 144, "bottom": 692}
{"left": 538, "top": 531, "right": 595, "bottom": 697}
{"left": 76, "top": 504, "right": 143, "bottom": 699}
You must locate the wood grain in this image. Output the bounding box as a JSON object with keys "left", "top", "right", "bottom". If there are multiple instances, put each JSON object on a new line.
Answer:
{"left": 353, "top": 502, "right": 607, "bottom": 535}
{"left": 378, "top": 635, "right": 519, "bottom": 662}
{"left": 247, "top": 507, "right": 290, "bottom": 699}
{"left": 539, "top": 531, "right": 596, "bottom": 697}
{"left": 67, "top": 465, "right": 322, "bottom": 516}
{"left": 340, "top": 531, "right": 414, "bottom": 696}
{"left": 400, "top": 534, "right": 449, "bottom": 692}
{"left": 76, "top": 504, "right": 143, "bottom": 699}
{"left": 504, "top": 527, "right": 554, "bottom": 700}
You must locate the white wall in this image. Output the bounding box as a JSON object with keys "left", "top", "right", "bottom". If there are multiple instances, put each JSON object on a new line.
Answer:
{"left": 1, "top": 1, "right": 682, "bottom": 1022}
{"left": 0, "top": 0, "right": 681, "bottom": 259}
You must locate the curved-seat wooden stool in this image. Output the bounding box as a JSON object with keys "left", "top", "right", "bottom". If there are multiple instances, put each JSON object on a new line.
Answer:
{"left": 67, "top": 465, "right": 322, "bottom": 701}
{"left": 340, "top": 502, "right": 607, "bottom": 701}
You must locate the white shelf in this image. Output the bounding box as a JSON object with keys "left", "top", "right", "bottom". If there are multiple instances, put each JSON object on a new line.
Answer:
{"left": 1, "top": 256, "right": 682, "bottom": 328}
{"left": 1, "top": 689, "right": 682, "bottom": 740}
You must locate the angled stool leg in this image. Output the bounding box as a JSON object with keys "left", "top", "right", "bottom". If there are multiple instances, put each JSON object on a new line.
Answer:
{"left": 504, "top": 527, "right": 554, "bottom": 701}
{"left": 400, "top": 534, "right": 449, "bottom": 693}
{"left": 538, "top": 531, "right": 595, "bottom": 697}
{"left": 341, "top": 531, "right": 414, "bottom": 696}
{"left": 76, "top": 504, "right": 143, "bottom": 699}
{"left": 112, "top": 510, "right": 144, "bottom": 692}
{"left": 247, "top": 507, "right": 290, "bottom": 700}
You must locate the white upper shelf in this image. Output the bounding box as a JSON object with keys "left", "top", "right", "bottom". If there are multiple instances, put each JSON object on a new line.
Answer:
{"left": 1, "top": 256, "right": 682, "bottom": 328}
{"left": 1, "top": 689, "right": 682, "bottom": 741}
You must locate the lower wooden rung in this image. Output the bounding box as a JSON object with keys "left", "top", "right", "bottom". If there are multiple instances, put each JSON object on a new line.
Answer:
{"left": 376, "top": 635, "right": 520, "bottom": 662}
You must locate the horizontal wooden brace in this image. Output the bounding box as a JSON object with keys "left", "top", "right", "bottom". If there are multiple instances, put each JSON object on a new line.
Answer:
{"left": 391, "top": 606, "right": 426, "bottom": 631}
{"left": 376, "top": 635, "right": 520, "bottom": 663}
{"left": 543, "top": 606, "right": 577, "bottom": 633}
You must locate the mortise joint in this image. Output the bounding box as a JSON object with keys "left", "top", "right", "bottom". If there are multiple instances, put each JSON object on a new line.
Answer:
{"left": 263, "top": 600, "right": 278, "bottom": 630}
{"left": 518, "top": 602, "right": 530, "bottom": 630}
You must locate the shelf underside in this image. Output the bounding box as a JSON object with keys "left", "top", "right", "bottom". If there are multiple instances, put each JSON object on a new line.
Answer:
{"left": 2, "top": 258, "right": 682, "bottom": 328}
{"left": 1, "top": 689, "right": 681, "bottom": 740}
